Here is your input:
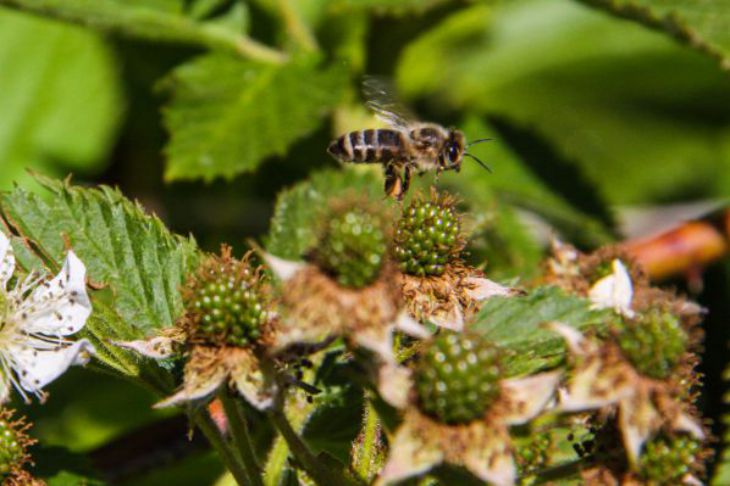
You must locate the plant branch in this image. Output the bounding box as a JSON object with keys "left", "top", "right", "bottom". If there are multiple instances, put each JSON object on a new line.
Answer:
{"left": 267, "top": 403, "right": 360, "bottom": 486}
{"left": 352, "top": 398, "right": 382, "bottom": 482}
{"left": 0, "top": 0, "right": 288, "bottom": 64}
{"left": 218, "top": 391, "right": 265, "bottom": 486}
{"left": 192, "top": 407, "right": 251, "bottom": 486}
{"left": 276, "top": 0, "right": 319, "bottom": 53}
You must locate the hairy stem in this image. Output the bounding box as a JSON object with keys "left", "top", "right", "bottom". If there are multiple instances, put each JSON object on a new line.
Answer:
{"left": 268, "top": 404, "right": 360, "bottom": 486}
{"left": 192, "top": 408, "right": 251, "bottom": 486}
{"left": 218, "top": 391, "right": 265, "bottom": 486}
{"left": 352, "top": 398, "right": 382, "bottom": 482}
{"left": 0, "top": 0, "right": 288, "bottom": 64}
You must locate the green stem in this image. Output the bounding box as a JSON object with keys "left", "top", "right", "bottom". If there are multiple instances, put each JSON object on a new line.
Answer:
{"left": 353, "top": 399, "right": 381, "bottom": 482}
{"left": 276, "top": 0, "right": 318, "bottom": 53}
{"left": 192, "top": 408, "right": 251, "bottom": 486}
{"left": 268, "top": 405, "right": 360, "bottom": 486}
{"left": 218, "top": 391, "right": 265, "bottom": 486}
{"left": 0, "top": 0, "right": 288, "bottom": 64}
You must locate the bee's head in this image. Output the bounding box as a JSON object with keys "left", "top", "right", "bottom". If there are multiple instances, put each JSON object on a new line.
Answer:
{"left": 441, "top": 129, "right": 466, "bottom": 172}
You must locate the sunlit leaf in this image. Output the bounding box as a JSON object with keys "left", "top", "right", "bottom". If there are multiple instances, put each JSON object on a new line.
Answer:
{"left": 578, "top": 0, "right": 730, "bottom": 69}
{"left": 162, "top": 55, "right": 348, "bottom": 181}
{"left": 0, "top": 8, "right": 123, "bottom": 190}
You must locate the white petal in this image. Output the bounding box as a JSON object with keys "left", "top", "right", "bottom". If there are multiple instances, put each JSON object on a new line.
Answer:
{"left": 232, "top": 370, "right": 275, "bottom": 411}
{"left": 375, "top": 417, "right": 443, "bottom": 485}
{"left": 546, "top": 321, "right": 586, "bottom": 354}
{"left": 0, "top": 232, "right": 15, "bottom": 288}
{"left": 0, "top": 377, "right": 10, "bottom": 404}
{"left": 262, "top": 252, "right": 305, "bottom": 282}
{"left": 502, "top": 371, "right": 561, "bottom": 425}
{"left": 10, "top": 338, "right": 95, "bottom": 394}
{"left": 463, "top": 277, "right": 520, "bottom": 301}
{"left": 430, "top": 305, "right": 464, "bottom": 332}
{"left": 354, "top": 325, "right": 395, "bottom": 364}
{"left": 155, "top": 370, "right": 226, "bottom": 408}
{"left": 673, "top": 412, "right": 705, "bottom": 441}
{"left": 113, "top": 336, "right": 178, "bottom": 359}
{"left": 463, "top": 427, "right": 517, "bottom": 486}
{"left": 20, "top": 251, "right": 92, "bottom": 336}
{"left": 394, "top": 312, "right": 430, "bottom": 339}
{"left": 618, "top": 393, "right": 661, "bottom": 466}
{"left": 377, "top": 363, "right": 412, "bottom": 409}
{"left": 588, "top": 259, "right": 634, "bottom": 317}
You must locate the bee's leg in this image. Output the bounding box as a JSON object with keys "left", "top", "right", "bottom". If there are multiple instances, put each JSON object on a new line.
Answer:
{"left": 402, "top": 164, "right": 413, "bottom": 197}
{"left": 384, "top": 165, "right": 403, "bottom": 200}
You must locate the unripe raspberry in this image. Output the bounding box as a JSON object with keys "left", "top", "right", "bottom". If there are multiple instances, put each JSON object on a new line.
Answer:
{"left": 615, "top": 310, "right": 687, "bottom": 380}
{"left": 639, "top": 435, "right": 702, "bottom": 483}
{"left": 186, "top": 249, "right": 269, "bottom": 347}
{"left": 415, "top": 332, "right": 501, "bottom": 424}
{"left": 313, "top": 207, "right": 387, "bottom": 289}
{"left": 394, "top": 193, "right": 463, "bottom": 277}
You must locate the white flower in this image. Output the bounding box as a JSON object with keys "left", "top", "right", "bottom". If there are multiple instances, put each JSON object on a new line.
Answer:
{"left": 0, "top": 233, "right": 94, "bottom": 403}
{"left": 588, "top": 259, "right": 635, "bottom": 317}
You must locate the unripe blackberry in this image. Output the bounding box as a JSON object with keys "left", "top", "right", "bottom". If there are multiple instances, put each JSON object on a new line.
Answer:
{"left": 415, "top": 332, "right": 501, "bottom": 424}
{"left": 313, "top": 207, "right": 387, "bottom": 289}
{"left": 615, "top": 310, "right": 687, "bottom": 380}
{"left": 186, "top": 249, "right": 269, "bottom": 347}
{"left": 394, "top": 193, "right": 463, "bottom": 277}
{"left": 0, "top": 411, "right": 32, "bottom": 477}
{"left": 639, "top": 435, "right": 702, "bottom": 483}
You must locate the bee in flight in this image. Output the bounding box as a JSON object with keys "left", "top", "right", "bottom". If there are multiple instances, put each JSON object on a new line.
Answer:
{"left": 327, "top": 78, "right": 492, "bottom": 199}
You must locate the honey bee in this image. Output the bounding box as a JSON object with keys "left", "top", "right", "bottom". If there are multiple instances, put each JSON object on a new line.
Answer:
{"left": 327, "top": 78, "right": 492, "bottom": 199}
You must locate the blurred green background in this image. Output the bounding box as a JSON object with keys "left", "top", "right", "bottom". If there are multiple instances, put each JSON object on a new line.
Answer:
{"left": 1, "top": 0, "right": 729, "bottom": 483}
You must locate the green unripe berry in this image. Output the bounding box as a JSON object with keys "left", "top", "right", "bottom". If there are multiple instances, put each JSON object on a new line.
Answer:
{"left": 187, "top": 251, "right": 269, "bottom": 347}
{"left": 616, "top": 310, "right": 687, "bottom": 380}
{"left": 394, "top": 196, "right": 463, "bottom": 277}
{"left": 314, "top": 208, "right": 387, "bottom": 289}
{"left": 639, "top": 435, "right": 702, "bottom": 483}
{"left": 415, "top": 332, "right": 502, "bottom": 424}
{"left": 0, "top": 419, "right": 26, "bottom": 476}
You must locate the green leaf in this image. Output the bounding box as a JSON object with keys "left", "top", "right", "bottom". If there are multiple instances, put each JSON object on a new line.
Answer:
{"left": 471, "top": 286, "right": 609, "bottom": 375}
{"left": 578, "top": 0, "right": 730, "bottom": 69}
{"left": 0, "top": 8, "right": 123, "bottom": 190}
{"left": 162, "top": 55, "right": 348, "bottom": 181}
{"left": 265, "top": 167, "right": 385, "bottom": 259}
{"left": 0, "top": 175, "right": 200, "bottom": 340}
{"left": 397, "top": 1, "right": 730, "bottom": 205}
{"left": 0, "top": 0, "right": 285, "bottom": 62}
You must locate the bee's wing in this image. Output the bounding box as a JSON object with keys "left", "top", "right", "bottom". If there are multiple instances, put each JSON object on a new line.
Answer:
{"left": 363, "top": 76, "right": 417, "bottom": 130}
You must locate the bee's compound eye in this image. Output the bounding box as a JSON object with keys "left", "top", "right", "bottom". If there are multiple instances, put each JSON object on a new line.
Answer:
{"left": 448, "top": 144, "right": 459, "bottom": 162}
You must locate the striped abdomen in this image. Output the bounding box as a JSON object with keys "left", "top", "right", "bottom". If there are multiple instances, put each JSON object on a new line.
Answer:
{"left": 327, "top": 129, "right": 406, "bottom": 163}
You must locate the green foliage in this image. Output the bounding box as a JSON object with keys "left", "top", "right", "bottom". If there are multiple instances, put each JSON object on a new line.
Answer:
{"left": 0, "top": 8, "right": 123, "bottom": 190}
{"left": 266, "top": 168, "right": 385, "bottom": 259}
{"left": 579, "top": 0, "right": 730, "bottom": 69}
{"left": 471, "top": 286, "right": 609, "bottom": 375}
{"left": 398, "top": 1, "right": 730, "bottom": 205}
{"left": 162, "top": 55, "right": 348, "bottom": 181}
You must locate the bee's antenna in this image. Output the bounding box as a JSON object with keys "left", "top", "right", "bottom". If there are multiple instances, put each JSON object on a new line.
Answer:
{"left": 465, "top": 153, "right": 493, "bottom": 173}
{"left": 467, "top": 138, "right": 493, "bottom": 147}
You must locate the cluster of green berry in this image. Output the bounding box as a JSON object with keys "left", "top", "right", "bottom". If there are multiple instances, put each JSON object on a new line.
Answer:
{"left": 189, "top": 259, "right": 268, "bottom": 347}
{"left": 415, "top": 332, "right": 502, "bottom": 424}
{"left": 314, "top": 208, "right": 387, "bottom": 288}
{"left": 615, "top": 310, "right": 688, "bottom": 380}
{"left": 394, "top": 198, "right": 462, "bottom": 277}
{"left": 639, "top": 435, "right": 701, "bottom": 483}
{"left": 0, "top": 417, "right": 25, "bottom": 477}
